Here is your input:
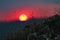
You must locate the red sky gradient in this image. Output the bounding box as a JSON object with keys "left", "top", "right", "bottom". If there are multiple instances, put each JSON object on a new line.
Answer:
{"left": 0, "top": 4, "right": 60, "bottom": 22}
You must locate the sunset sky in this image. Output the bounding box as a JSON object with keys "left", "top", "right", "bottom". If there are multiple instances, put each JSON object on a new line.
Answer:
{"left": 0, "top": 0, "right": 60, "bottom": 39}
{"left": 0, "top": 0, "right": 60, "bottom": 22}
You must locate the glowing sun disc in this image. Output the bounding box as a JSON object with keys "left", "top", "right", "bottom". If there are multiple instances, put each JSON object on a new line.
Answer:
{"left": 19, "top": 14, "right": 27, "bottom": 21}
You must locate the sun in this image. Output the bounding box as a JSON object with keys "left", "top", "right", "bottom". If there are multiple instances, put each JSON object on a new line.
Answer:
{"left": 19, "top": 14, "right": 27, "bottom": 21}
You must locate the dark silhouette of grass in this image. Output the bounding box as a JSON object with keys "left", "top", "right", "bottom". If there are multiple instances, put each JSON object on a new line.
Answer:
{"left": 0, "top": 14, "right": 60, "bottom": 40}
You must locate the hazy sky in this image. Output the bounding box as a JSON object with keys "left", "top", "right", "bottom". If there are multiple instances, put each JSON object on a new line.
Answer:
{"left": 0, "top": 0, "right": 60, "bottom": 22}
{"left": 0, "top": 0, "right": 60, "bottom": 10}
{"left": 0, "top": 0, "right": 60, "bottom": 39}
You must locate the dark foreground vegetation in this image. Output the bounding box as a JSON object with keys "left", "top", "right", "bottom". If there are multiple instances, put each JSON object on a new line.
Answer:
{"left": 4, "top": 14, "right": 60, "bottom": 40}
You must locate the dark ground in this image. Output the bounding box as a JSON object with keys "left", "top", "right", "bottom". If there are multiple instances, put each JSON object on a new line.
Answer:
{"left": 0, "top": 14, "right": 60, "bottom": 40}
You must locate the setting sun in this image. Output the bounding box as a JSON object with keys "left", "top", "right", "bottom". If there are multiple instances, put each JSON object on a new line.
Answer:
{"left": 19, "top": 14, "right": 27, "bottom": 21}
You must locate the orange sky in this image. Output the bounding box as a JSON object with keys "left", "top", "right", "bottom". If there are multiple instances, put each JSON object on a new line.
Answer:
{"left": 0, "top": 4, "right": 60, "bottom": 22}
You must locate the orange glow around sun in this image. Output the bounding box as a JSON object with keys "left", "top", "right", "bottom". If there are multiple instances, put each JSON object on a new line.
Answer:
{"left": 19, "top": 14, "right": 27, "bottom": 21}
